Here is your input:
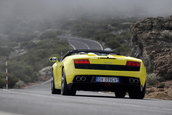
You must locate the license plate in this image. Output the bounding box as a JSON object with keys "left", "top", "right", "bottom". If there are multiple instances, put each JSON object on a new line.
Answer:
{"left": 96, "top": 77, "right": 119, "bottom": 83}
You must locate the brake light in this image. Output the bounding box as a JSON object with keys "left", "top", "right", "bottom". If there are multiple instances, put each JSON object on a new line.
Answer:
{"left": 126, "top": 61, "right": 140, "bottom": 67}
{"left": 74, "top": 59, "right": 90, "bottom": 64}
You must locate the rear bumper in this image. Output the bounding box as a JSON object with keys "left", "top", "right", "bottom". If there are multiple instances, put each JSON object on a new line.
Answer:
{"left": 64, "top": 65, "right": 146, "bottom": 87}
{"left": 68, "top": 75, "right": 141, "bottom": 92}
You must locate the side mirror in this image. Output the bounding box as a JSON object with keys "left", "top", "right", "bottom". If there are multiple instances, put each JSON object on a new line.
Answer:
{"left": 49, "top": 57, "right": 59, "bottom": 63}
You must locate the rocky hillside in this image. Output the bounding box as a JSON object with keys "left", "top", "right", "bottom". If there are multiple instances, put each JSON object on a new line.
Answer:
{"left": 130, "top": 16, "right": 172, "bottom": 80}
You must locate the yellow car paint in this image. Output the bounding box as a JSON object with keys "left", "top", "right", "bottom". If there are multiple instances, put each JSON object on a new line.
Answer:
{"left": 50, "top": 53, "right": 146, "bottom": 90}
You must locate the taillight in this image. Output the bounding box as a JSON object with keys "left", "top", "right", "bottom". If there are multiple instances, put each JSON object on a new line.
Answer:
{"left": 126, "top": 61, "right": 140, "bottom": 67}
{"left": 74, "top": 59, "right": 90, "bottom": 64}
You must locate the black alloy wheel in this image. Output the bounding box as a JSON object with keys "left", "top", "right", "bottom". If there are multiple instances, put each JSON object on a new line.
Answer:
{"left": 129, "top": 83, "right": 146, "bottom": 99}
{"left": 61, "top": 69, "right": 76, "bottom": 96}
{"left": 51, "top": 76, "right": 61, "bottom": 94}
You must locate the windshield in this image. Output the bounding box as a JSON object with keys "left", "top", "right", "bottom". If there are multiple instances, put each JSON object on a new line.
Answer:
{"left": 62, "top": 50, "right": 119, "bottom": 60}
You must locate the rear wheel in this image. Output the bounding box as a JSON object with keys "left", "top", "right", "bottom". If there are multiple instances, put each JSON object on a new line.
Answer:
{"left": 129, "top": 84, "right": 146, "bottom": 99}
{"left": 115, "top": 90, "right": 126, "bottom": 98}
{"left": 61, "top": 69, "right": 76, "bottom": 96}
{"left": 51, "top": 77, "right": 61, "bottom": 94}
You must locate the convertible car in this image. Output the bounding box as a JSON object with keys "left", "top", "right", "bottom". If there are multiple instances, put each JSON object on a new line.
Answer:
{"left": 49, "top": 49, "right": 146, "bottom": 99}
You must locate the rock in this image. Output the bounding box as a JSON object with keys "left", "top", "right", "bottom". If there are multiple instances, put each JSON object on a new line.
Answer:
{"left": 146, "top": 87, "right": 156, "bottom": 94}
{"left": 145, "top": 81, "right": 172, "bottom": 100}
{"left": 157, "top": 83, "right": 165, "bottom": 88}
{"left": 158, "top": 88, "right": 165, "bottom": 91}
{"left": 15, "top": 80, "right": 25, "bottom": 88}
{"left": 130, "top": 16, "right": 172, "bottom": 80}
{"left": 167, "top": 88, "right": 172, "bottom": 97}
{"left": 38, "top": 66, "right": 52, "bottom": 80}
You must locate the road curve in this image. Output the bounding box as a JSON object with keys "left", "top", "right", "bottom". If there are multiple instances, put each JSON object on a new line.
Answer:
{"left": 0, "top": 36, "right": 172, "bottom": 115}
{"left": 60, "top": 35, "right": 103, "bottom": 50}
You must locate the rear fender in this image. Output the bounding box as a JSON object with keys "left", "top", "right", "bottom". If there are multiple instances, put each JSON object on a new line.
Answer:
{"left": 52, "top": 63, "right": 58, "bottom": 89}
{"left": 63, "top": 59, "right": 75, "bottom": 84}
{"left": 139, "top": 63, "right": 147, "bottom": 87}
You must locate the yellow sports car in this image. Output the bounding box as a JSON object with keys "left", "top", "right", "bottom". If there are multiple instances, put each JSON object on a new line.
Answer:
{"left": 49, "top": 49, "right": 146, "bottom": 99}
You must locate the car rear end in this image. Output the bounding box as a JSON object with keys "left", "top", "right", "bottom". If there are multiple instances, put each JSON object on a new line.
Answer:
{"left": 64, "top": 54, "right": 146, "bottom": 93}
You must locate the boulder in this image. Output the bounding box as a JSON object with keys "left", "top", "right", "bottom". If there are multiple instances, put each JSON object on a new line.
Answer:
{"left": 130, "top": 16, "right": 172, "bottom": 80}
{"left": 38, "top": 66, "right": 52, "bottom": 80}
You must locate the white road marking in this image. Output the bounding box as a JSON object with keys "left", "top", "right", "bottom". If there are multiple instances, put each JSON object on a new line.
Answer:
{"left": 69, "top": 43, "right": 76, "bottom": 50}
{"left": 71, "top": 37, "right": 103, "bottom": 50}
{"left": 83, "top": 38, "right": 103, "bottom": 50}
{"left": 24, "top": 79, "right": 51, "bottom": 89}
{"left": 0, "top": 111, "right": 22, "bottom": 115}
{"left": 1, "top": 89, "right": 57, "bottom": 99}
{"left": 83, "top": 42, "right": 90, "bottom": 49}
{"left": 62, "top": 36, "right": 103, "bottom": 50}
{"left": 40, "top": 79, "right": 51, "bottom": 85}
{"left": 68, "top": 39, "right": 90, "bottom": 49}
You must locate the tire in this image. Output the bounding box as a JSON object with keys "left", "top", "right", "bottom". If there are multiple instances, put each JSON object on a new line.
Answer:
{"left": 61, "top": 69, "right": 76, "bottom": 96}
{"left": 129, "top": 84, "right": 146, "bottom": 99}
{"left": 51, "top": 77, "right": 61, "bottom": 94}
{"left": 115, "top": 90, "right": 126, "bottom": 98}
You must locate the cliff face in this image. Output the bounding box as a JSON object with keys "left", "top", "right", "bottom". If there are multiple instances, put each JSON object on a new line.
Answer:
{"left": 130, "top": 16, "right": 172, "bottom": 80}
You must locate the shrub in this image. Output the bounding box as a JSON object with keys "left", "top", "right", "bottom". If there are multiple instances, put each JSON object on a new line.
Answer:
{"left": 147, "top": 73, "right": 159, "bottom": 86}
{"left": 0, "top": 78, "right": 5, "bottom": 88}
{"left": 161, "top": 30, "right": 172, "bottom": 42}
{"left": 0, "top": 73, "right": 19, "bottom": 88}
{"left": 65, "top": 19, "right": 132, "bottom": 55}
{"left": 14, "top": 80, "right": 25, "bottom": 88}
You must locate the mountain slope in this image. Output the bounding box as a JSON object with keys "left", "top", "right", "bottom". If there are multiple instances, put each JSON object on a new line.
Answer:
{"left": 0, "top": 30, "right": 70, "bottom": 88}
{"left": 130, "top": 16, "right": 172, "bottom": 80}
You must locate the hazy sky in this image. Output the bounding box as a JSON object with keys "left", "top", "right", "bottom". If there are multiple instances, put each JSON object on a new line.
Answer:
{"left": 0, "top": 0, "right": 171, "bottom": 17}
{"left": 0, "top": 0, "right": 172, "bottom": 33}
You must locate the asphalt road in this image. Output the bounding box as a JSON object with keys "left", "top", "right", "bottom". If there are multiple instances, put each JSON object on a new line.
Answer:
{"left": 0, "top": 89, "right": 172, "bottom": 115}
{"left": 0, "top": 37, "right": 172, "bottom": 115}
{"left": 60, "top": 35, "right": 103, "bottom": 50}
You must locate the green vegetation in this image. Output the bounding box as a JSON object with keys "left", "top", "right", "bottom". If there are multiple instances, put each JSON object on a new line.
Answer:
{"left": 0, "top": 73, "right": 5, "bottom": 88}
{"left": 9, "top": 38, "right": 69, "bottom": 82}
{"left": 0, "top": 31, "right": 70, "bottom": 88}
{"left": 0, "top": 18, "right": 138, "bottom": 88}
{"left": 62, "top": 18, "right": 136, "bottom": 55}
{"left": 0, "top": 72, "right": 19, "bottom": 88}
{"left": 147, "top": 73, "right": 159, "bottom": 86}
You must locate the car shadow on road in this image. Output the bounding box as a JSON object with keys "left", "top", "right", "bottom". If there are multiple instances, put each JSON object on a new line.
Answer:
{"left": 75, "top": 94, "right": 150, "bottom": 100}
{"left": 75, "top": 94, "right": 130, "bottom": 99}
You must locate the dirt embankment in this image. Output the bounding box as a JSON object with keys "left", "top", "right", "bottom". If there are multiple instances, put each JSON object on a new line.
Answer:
{"left": 146, "top": 81, "right": 172, "bottom": 100}
{"left": 130, "top": 16, "right": 172, "bottom": 100}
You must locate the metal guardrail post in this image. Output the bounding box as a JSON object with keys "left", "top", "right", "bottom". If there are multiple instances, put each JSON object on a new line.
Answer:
{"left": 5, "top": 57, "right": 8, "bottom": 89}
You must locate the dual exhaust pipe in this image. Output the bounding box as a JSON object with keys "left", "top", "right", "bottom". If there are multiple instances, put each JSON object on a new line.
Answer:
{"left": 129, "top": 78, "right": 139, "bottom": 84}
{"left": 76, "top": 76, "right": 139, "bottom": 83}
{"left": 76, "top": 76, "right": 86, "bottom": 82}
